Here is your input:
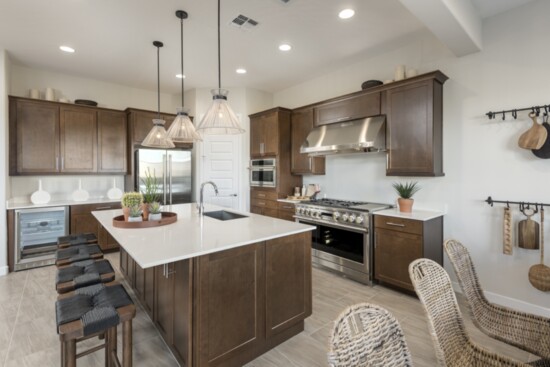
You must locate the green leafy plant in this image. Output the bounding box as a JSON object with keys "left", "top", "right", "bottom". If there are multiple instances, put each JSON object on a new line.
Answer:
{"left": 141, "top": 168, "right": 160, "bottom": 204}
{"left": 121, "top": 191, "right": 143, "bottom": 208}
{"left": 128, "top": 204, "right": 142, "bottom": 218}
{"left": 149, "top": 201, "right": 161, "bottom": 214}
{"left": 392, "top": 181, "right": 421, "bottom": 199}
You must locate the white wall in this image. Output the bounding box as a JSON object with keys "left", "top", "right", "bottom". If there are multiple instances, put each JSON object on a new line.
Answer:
{"left": 274, "top": 0, "right": 550, "bottom": 314}
{"left": 0, "top": 50, "right": 10, "bottom": 275}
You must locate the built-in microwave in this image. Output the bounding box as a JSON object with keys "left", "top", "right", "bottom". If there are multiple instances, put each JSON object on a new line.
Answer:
{"left": 250, "top": 158, "right": 276, "bottom": 187}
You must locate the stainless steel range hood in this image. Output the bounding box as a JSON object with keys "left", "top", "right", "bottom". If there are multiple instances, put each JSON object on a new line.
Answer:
{"left": 300, "top": 116, "right": 386, "bottom": 156}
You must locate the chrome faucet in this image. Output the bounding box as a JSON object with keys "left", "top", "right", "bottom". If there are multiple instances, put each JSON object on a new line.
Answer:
{"left": 198, "top": 181, "right": 219, "bottom": 215}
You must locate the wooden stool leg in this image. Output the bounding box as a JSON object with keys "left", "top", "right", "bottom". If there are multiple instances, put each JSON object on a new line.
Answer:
{"left": 60, "top": 340, "right": 65, "bottom": 367}
{"left": 105, "top": 326, "right": 117, "bottom": 367}
{"left": 122, "top": 320, "right": 132, "bottom": 367}
{"left": 64, "top": 340, "right": 76, "bottom": 367}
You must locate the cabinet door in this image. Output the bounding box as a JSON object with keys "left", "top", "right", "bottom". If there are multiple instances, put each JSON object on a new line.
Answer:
{"left": 155, "top": 263, "right": 174, "bottom": 344}
{"left": 134, "top": 263, "right": 145, "bottom": 301}
{"left": 14, "top": 99, "right": 60, "bottom": 174}
{"left": 291, "top": 108, "right": 325, "bottom": 175}
{"left": 313, "top": 92, "right": 381, "bottom": 126}
{"left": 131, "top": 110, "right": 159, "bottom": 143}
{"left": 98, "top": 224, "right": 119, "bottom": 251}
{"left": 386, "top": 80, "right": 443, "bottom": 176}
{"left": 262, "top": 113, "right": 279, "bottom": 156}
{"left": 70, "top": 212, "right": 98, "bottom": 237}
{"left": 266, "top": 233, "right": 311, "bottom": 337}
{"left": 250, "top": 115, "right": 264, "bottom": 157}
{"left": 59, "top": 106, "right": 97, "bottom": 172}
{"left": 97, "top": 110, "right": 127, "bottom": 173}
{"left": 374, "top": 228, "right": 422, "bottom": 291}
{"left": 144, "top": 267, "right": 155, "bottom": 317}
{"left": 119, "top": 248, "right": 128, "bottom": 277}
{"left": 172, "top": 260, "right": 192, "bottom": 365}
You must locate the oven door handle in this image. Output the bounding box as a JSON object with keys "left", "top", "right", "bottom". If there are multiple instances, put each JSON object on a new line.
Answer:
{"left": 297, "top": 217, "right": 368, "bottom": 233}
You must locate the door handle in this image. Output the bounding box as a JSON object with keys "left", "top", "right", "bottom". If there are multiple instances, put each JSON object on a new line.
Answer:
{"left": 163, "top": 154, "right": 167, "bottom": 205}
{"left": 168, "top": 154, "right": 173, "bottom": 204}
{"left": 56, "top": 157, "right": 59, "bottom": 171}
{"left": 61, "top": 157, "right": 64, "bottom": 170}
{"left": 230, "top": 194, "right": 238, "bottom": 197}
{"left": 385, "top": 222, "right": 405, "bottom": 227}
{"left": 94, "top": 206, "right": 112, "bottom": 210}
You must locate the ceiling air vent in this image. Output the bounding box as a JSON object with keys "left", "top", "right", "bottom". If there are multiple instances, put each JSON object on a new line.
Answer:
{"left": 230, "top": 14, "right": 259, "bottom": 30}
{"left": 279, "top": 0, "right": 290, "bottom": 3}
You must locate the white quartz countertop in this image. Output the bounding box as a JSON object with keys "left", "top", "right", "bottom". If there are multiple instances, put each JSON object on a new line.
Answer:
{"left": 6, "top": 197, "right": 121, "bottom": 210}
{"left": 93, "top": 203, "right": 315, "bottom": 269}
{"left": 374, "top": 208, "right": 445, "bottom": 221}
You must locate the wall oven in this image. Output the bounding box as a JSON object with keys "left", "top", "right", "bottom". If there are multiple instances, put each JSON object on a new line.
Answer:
{"left": 14, "top": 206, "right": 69, "bottom": 271}
{"left": 250, "top": 158, "right": 276, "bottom": 188}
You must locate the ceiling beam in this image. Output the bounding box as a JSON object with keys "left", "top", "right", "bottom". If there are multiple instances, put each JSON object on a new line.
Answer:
{"left": 399, "top": 0, "right": 482, "bottom": 56}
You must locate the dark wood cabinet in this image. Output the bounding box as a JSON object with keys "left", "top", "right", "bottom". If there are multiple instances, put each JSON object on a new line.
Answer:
{"left": 250, "top": 110, "right": 280, "bottom": 157}
{"left": 385, "top": 71, "right": 447, "bottom": 176}
{"left": 374, "top": 214, "right": 443, "bottom": 291}
{"left": 313, "top": 91, "right": 381, "bottom": 126}
{"left": 9, "top": 96, "right": 128, "bottom": 175}
{"left": 277, "top": 201, "right": 296, "bottom": 221}
{"left": 250, "top": 188, "right": 279, "bottom": 218}
{"left": 97, "top": 110, "right": 127, "bottom": 173}
{"left": 155, "top": 263, "right": 175, "bottom": 344}
{"left": 290, "top": 108, "right": 325, "bottom": 175}
{"left": 70, "top": 203, "right": 121, "bottom": 251}
{"left": 172, "top": 260, "right": 193, "bottom": 365}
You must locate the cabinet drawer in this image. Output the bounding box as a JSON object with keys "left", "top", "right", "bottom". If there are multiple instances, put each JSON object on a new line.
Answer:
{"left": 70, "top": 202, "right": 121, "bottom": 214}
{"left": 251, "top": 198, "right": 278, "bottom": 210}
{"left": 374, "top": 215, "right": 422, "bottom": 235}
{"left": 314, "top": 92, "right": 381, "bottom": 126}
{"left": 251, "top": 190, "right": 278, "bottom": 201}
{"left": 277, "top": 202, "right": 296, "bottom": 213}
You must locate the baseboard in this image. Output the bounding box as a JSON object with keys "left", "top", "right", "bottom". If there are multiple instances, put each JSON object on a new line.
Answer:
{"left": 452, "top": 281, "right": 550, "bottom": 318}
{"left": 0, "top": 265, "right": 8, "bottom": 277}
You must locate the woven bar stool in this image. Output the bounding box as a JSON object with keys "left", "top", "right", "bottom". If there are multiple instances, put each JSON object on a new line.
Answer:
{"left": 56, "top": 259, "right": 116, "bottom": 294}
{"left": 56, "top": 244, "right": 103, "bottom": 267}
{"left": 58, "top": 233, "right": 98, "bottom": 249}
{"left": 56, "top": 282, "right": 136, "bottom": 367}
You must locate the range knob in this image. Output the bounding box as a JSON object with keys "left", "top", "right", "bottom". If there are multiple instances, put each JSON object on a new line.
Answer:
{"left": 333, "top": 211, "right": 341, "bottom": 220}
{"left": 355, "top": 215, "right": 364, "bottom": 224}
{"left": 295, "top": 207, "right": 301, "bottom": 215}
{"left": 305, "top": 208, "right": 311, "bottom": 216}
{"left": 349, "top": 214, "right": 356, "bottom": 223}
{"left": 341, "top": 213, "right": 349, "bottom": 222}
{"left": 316, "top": 211, "right": 322, "bottom": 218}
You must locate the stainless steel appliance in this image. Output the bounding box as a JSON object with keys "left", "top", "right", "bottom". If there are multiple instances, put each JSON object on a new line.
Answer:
{"left": 295, "top": 199, "right": 391, "bottom": 285}
{"left": 135, "top": 148, "right": 192, "bottom": 204}
{"left": 250, "top": 158, "right": 276, "bottom": 188}
{"left": 14, "top": 206, "right": 69, "bottom": 271}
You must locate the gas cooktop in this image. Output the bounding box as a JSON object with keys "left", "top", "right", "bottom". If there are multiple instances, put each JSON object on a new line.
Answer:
{"left": 301, "top": 198, "right": 391, "bottom": 213}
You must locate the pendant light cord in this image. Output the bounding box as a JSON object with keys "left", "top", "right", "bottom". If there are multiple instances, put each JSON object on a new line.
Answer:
{"left": 217, "top": 0, "right": 221, "bottom": 89}
{"left": 157, "top": 44, "right": 161, "bottom": 118}
{"left": 180, "top": 17, "right": 185, "bottom": 107}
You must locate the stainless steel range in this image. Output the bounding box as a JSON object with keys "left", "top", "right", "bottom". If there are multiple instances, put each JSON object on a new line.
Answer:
{"left": 294, "top": 198, "right": 392, "bottom": 285}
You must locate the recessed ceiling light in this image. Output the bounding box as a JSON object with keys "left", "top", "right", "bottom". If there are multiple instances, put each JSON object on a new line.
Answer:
{"left": 338, "top": 9, "right": 355, "bottom": 19}
{"left": 279, "top": 43, "right": 292, "bottom": 52}
{"left": 236, "top": 68, "right": 247, "bottom": 74}
{"left": 59, "top": 45, "right": 75, "bottom": 53}
{"left": 176, "top": 74, "right": 186, "bottom": 79}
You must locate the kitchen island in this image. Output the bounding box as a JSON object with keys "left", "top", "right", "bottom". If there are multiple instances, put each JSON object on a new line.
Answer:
{"left": 93, "top": 203, "right": 314, "bottom": 367}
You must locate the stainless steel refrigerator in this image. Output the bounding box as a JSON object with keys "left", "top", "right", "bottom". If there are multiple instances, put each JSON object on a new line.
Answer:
{"left": 135, "top": 149, "right": 192, "bottom": 205}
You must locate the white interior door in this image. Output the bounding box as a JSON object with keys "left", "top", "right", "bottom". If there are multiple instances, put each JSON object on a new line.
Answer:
{"left": 199, "top": 134, "right": 242, "bottom": 210}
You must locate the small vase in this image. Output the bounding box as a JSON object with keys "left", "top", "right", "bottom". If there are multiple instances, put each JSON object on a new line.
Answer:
{"left": 128, "top": 216, "right": 142, "bottom": 222}
{"left": 398, "top": 198, "right": 414, "bottom": 213}
{"left": 122, "top": 206, "right": 130, "bottom": 221}
{"left": 142, "top": 203, "right": 150, "bottom": 221}
{"left": 149, "top": 213, "right": 162, "bottom": 221}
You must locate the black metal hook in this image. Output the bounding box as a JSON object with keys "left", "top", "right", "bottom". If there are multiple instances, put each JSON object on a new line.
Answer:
{"left": 512, "top": 110, "right": 517, "bottom": 119}
{"left": 536, "top": 106, "right": 541, "bottom": 116}
{"left": 506, "top": 201, "right": 510, "bottom": 209}
{"left": 502, "top": 111, "right": 506, "bottom": 120}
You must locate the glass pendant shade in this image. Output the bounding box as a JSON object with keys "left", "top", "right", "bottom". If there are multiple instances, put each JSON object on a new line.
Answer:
{"left": 167, "top": 107, "right": 202, "bottom": 142}
{"left": 142, "top": 119, "right": 175, "bottom": 148}
{"left": 197, "top": 89, "right": 245, "bottom": 135}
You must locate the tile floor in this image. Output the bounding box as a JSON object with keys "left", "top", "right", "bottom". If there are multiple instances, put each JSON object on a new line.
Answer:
{"left": 0, "top": 252, "right": 537, "bottom": 366}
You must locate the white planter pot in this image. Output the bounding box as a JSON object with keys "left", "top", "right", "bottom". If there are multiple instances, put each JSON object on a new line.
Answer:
{"left": 128, "top": 216, "right": 142, "bottom": 222}
{"left": 149, "top": 213, "right": 162, "bottom": 221}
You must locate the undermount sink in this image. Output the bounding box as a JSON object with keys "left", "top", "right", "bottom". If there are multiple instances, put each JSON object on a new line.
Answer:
{"left": 203, "top": 210, "right": 248, "bottom": 221}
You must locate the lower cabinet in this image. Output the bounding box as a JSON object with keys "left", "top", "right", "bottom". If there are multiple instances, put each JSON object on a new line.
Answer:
{"left": 250, "top": 189, "right": 279, "bottom": 218}
{"left": 70, "top": 202, "right": 121, "bottom": 251}
{"left": 277, "top": 202, "right": 296, "bottom": 221}
{"left": 374, "top": 214, "right": 443, "bottom": 291}
{"left": 121, "top": 232, "right": 311, "bottom": 367}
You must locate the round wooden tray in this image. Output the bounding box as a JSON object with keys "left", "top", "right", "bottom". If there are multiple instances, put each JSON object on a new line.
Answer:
{"left": 112, "top": 211, "right": 177, "bottom": 228}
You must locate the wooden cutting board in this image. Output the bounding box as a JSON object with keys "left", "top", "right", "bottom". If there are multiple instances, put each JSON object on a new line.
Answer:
{"left": 518, "top": 214, "right": 540, "bottom": 250}
{"left": 518, "top": 113, "right": 547, "bottom": 150}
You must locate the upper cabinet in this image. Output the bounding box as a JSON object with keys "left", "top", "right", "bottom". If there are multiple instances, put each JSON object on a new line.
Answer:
{"left": 9, "top": 96, "right": 127, "bottom": 175}
{"left": 290, "top": 108, "right": 325, "bottom": 175}
{"left": 385, "top": 71, "right": 448, "bottom": 176}
{"left": 126, "top": 108, "right": 180, "bottom": 145}
{"left": 313, "top": 92, "right": 381, "bottom": 126}
{"left": 250, "top": 108, "right": 282, "bottom": 157}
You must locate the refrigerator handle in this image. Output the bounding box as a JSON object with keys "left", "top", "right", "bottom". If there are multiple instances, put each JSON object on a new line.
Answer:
{"left": 163, "top": 154, "right": 167, "bottom": 205}
{"left": 169, "top": 154, "right": 173, "bottom": 204}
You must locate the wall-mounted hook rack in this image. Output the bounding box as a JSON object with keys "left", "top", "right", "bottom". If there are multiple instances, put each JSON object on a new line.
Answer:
{"left": 485, "top": 196, "right": 550, "bottom": 208}
{"left": 486, "top": 104, "right": 550, "bottom": 120}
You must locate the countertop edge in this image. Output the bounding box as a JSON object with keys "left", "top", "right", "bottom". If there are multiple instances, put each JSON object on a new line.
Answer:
{"left": 374, "top": 208, "right": 445, "bottom": 221}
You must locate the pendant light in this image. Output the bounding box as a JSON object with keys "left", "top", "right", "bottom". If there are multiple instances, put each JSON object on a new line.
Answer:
{"left": 166, "top": 10, "right": 202, "bottom": 142}
{"left": 142, "top": 41, "right": 175, "bottom": 149}
{"left": 196, "top": 0, "right": 245, "bottom": 135}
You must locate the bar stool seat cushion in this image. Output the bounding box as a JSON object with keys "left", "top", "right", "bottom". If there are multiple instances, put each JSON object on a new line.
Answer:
{"left": 56, "top": 283, "right": 133, "bottom": 337}
{"left": 56, "top": 259, "right": 115, "bottom": 289}
{"left": 57, "top": 233, "right": 98, "bottom": 247}
{"left": 56, "top": 244, "right": 102, "bottom": 263}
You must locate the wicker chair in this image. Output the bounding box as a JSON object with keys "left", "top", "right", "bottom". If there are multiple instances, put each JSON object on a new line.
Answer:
{"left": 328, "top": 303, "right": 414, "bottom": 367}
{"left": 409, "top": 258, "right": 550, "bottom": 367}
{"left": 444, "top": 239, "right": 550, "bottom": 359}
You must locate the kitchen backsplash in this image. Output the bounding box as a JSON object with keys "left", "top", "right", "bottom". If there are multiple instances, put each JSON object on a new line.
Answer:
{"left": 9, "top": 175, "right": 125, "bottom": 203}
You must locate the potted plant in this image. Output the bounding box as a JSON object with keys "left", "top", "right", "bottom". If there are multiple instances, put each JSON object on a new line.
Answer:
{"left": 148, "top": 201, "right": 162, "bottom": 221}
{"left": 121, "top": 192, "right": 143, "bottom": 221}
{"left": 392, "top": 181, "right": 421, "bottom": 213}
{"left": 127, "top": 204, "right": 143, "bottom": 222}
{"left": 141, "top": 168, "right": 160, "bottom": 221}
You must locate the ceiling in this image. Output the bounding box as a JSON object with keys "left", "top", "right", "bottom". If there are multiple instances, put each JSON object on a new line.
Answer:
{"left": 0, "top": 0, "right": 537, "bottom": 94}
